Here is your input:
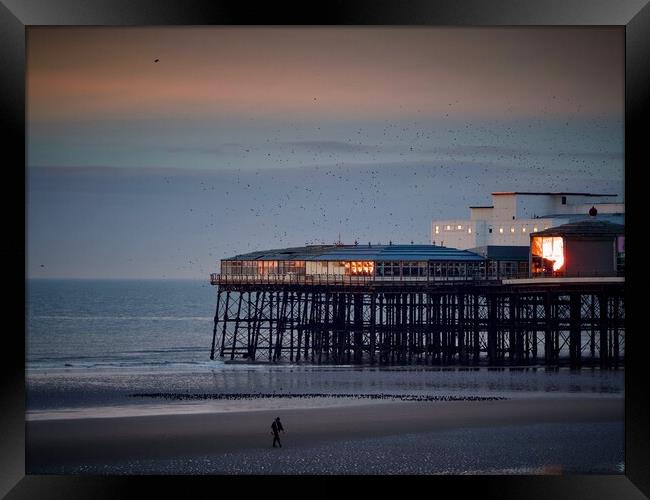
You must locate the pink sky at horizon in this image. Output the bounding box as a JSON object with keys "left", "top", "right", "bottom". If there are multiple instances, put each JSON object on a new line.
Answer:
{"left": 27, "top": 27, "right": 623, "bottom": 123}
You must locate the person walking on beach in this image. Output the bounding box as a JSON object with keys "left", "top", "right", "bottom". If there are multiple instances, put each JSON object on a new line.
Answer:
{"left": 271, "top": 417, "right": 284, "bottom": 448}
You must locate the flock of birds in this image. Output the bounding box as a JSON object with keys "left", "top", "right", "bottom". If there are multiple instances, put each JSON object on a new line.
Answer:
{"left": 164, "top": 110, "right": 621, "bottom": 278}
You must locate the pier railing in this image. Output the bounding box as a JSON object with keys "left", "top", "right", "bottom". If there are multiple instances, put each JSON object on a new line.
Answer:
{"left": 212, "top": 272, "right": 524, "bottom": 286}
{"left": 210, "top": 271, "right": 624, "bottom": 286}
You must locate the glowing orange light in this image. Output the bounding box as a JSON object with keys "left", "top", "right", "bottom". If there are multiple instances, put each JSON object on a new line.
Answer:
{"left": 540, "top": 236, "right": 564, "bottom": 271}
{"left": 346, "top": 261, "right": 375, "bottom": 276}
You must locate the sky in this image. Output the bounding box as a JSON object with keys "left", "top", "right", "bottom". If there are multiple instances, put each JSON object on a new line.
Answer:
{"left": 26, "top": 27, "right": 624, "bottom": 279}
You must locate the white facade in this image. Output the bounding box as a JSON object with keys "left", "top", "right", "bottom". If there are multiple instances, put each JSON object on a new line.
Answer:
{"left": 431, "top": 192, "right": 623, "bottom": 250}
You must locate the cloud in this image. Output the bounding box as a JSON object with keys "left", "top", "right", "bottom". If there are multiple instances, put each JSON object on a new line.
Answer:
{"left": 555, "top": 150, "right": 623, "bottom": 160}
{"left": 425, "top": 145, "right": 528, "bottom": 156}
{"left": 423, "top": 144, "right": 623, "bottom": 161}
{"left": 165, "top": 146, "right": 224, "bottom": 155}
{"left": 161, "top": 141, "right": 381, "bottom": 157}
{"left": 163, "top": 143, "right": 247, "bottom": 156}
{"left": 282, "top": 140, "right": 380, "bottom": 153}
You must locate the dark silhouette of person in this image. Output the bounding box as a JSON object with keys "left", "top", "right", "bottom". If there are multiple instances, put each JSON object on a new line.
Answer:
{"left": 271, "top": 417, "right": 284, "bottom": 448}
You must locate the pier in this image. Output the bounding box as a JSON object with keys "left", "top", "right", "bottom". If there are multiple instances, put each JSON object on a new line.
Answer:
{"left": 210, "top": 275, "right": 624, "bottom": 368}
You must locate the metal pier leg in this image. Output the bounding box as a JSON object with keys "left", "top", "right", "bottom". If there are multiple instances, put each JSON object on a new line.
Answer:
{"left": 295, "top": 292, "right": 303, "bottom": 362}
{"left": 246, "top": 292, "right": 252, "bottom": 358}
{"left": 458, "top": 293, "right": 465, "bottom": 365}
{"left": 378, "top": 294, "right": 385, "bottom": 364}
{"left": 353, "top": 294, "right": 363, "bottom": 363}
{"left": 598, "top": 293, "right": 608, "bottom": 368}
{"left": 509, "top": 294, "right": 517, "bottom": 365}
{"left": 590, "top": 294, "right": 596, "bottom": 363}
{"left": 251, "top": 291, "right": 266, "bottom": 361}
{"left": 487, "top": 294, "right": 497, "bottom": 366}
{"left": 532, "top": 295, "right": 538, "bottom": 364}
{"left": 369, "top": 293, "right": 377, "bottom": 365}
{"left": 543, "top": 292, "right": 552, "bottom": 366}
{"left": 569, "top": 292, "right": 581, "bottom": 369}
{"left": 230, "top": 293, "right": 243, "bottom": 360}
{"left": 324, "top": 292, "right": 332, "bottom": 363}
{"left": 210, "top": 290, "right": 222, "bottom": 360}
{"left": 306, "top": 293, "right": 315, "bottom": 362}
{"left": 219, "top": 291, "right": 231, "bottom": 357}
{"left": 613, "top": 295, "right": 620, "bottom": 369}
{"left": 268, "top": 292, "right": 274, "bottom": 361}
{"left": 274, "top": 291, "right": 288, "bottom": 362}
{"left": 473, "top": 293, "right": 480, "bottom": 365}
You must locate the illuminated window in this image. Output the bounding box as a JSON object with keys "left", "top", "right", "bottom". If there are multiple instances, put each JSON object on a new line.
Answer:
{"left": 533, "top": 226, "right": 538, "bottom": 232}
{"left": 531, "top": 236, "right": 565, "bottom": 272}
{"left": 499, "top": 227, "right": 504, "bottom": 233}
{"left": 510, "top": 227, "right": 515, "bottom": 233}
{"left": 446, "top": 225, "right": 451, "bottom": 230}
{"left": 522, "top": 227, "right": 527, "bottom": 233}
{"left": 344, "top": 261, "right": 375, "bottom": 276}
{"left": 457, "top": 225, "right": 462, "bottom": 230}
{"left": 468, "top": 227, "right": 472, "bottom": 234}
{"left": 435, "top": 225, "right": 439, "bottom": 234}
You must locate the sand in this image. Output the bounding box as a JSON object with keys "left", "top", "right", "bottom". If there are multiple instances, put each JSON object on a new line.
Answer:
{"left": 26, "top": 396, "right": 623, "bottom": 473}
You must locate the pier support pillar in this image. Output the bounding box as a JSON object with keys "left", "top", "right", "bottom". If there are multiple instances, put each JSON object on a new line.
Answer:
{"left": 487, "top": 294, "right": 497, "bottom": 365}
{"left": 598, "top": 293, "right": 609, "bottom": 368}
{"left": 569, "top": 292, "right": 582, "bottom": 369}
{"left": 210, "top": 290, "right": 222, "bottom": 360}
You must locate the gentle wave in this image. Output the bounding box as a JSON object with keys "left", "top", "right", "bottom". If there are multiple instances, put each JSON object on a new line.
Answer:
{"left": 28, "top": 347, "right": 205, "bottom": 360}
{"left": 29, "top": 315, "right": 213, "bottom": 321}
{"left": 27, "top": 359, "right": 211, "bottom": 369}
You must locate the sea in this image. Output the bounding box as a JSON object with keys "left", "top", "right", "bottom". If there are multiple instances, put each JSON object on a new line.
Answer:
{"left": 26, "top": 279, "right": 625, "bottom": 474}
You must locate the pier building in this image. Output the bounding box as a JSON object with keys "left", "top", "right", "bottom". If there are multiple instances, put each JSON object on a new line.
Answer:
{"left": 529, "top": 220, "right": 625, "bottom": 277}
{"left": 431, "top": 191, "right": 624, "bottom": 251}
{"left": 216, "top": 244, "right": 525, "bottom": 284}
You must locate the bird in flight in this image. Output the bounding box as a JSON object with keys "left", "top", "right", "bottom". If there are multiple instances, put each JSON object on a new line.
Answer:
{"left": 154, "top": 58, "right": 160, "bottom": 63}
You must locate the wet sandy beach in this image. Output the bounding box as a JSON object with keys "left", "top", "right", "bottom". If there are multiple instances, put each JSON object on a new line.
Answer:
{"left": 27, "top": 396, "right": 623, "bottom": 474}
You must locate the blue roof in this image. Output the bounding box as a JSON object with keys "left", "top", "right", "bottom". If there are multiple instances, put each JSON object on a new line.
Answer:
{"left": 225, "top": 244, "right": 484, "bottom": 262}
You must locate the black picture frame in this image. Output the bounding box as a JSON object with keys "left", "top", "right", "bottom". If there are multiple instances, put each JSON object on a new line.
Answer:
{"left": 3, "top": 0, "right": 648, "bottom": 497}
